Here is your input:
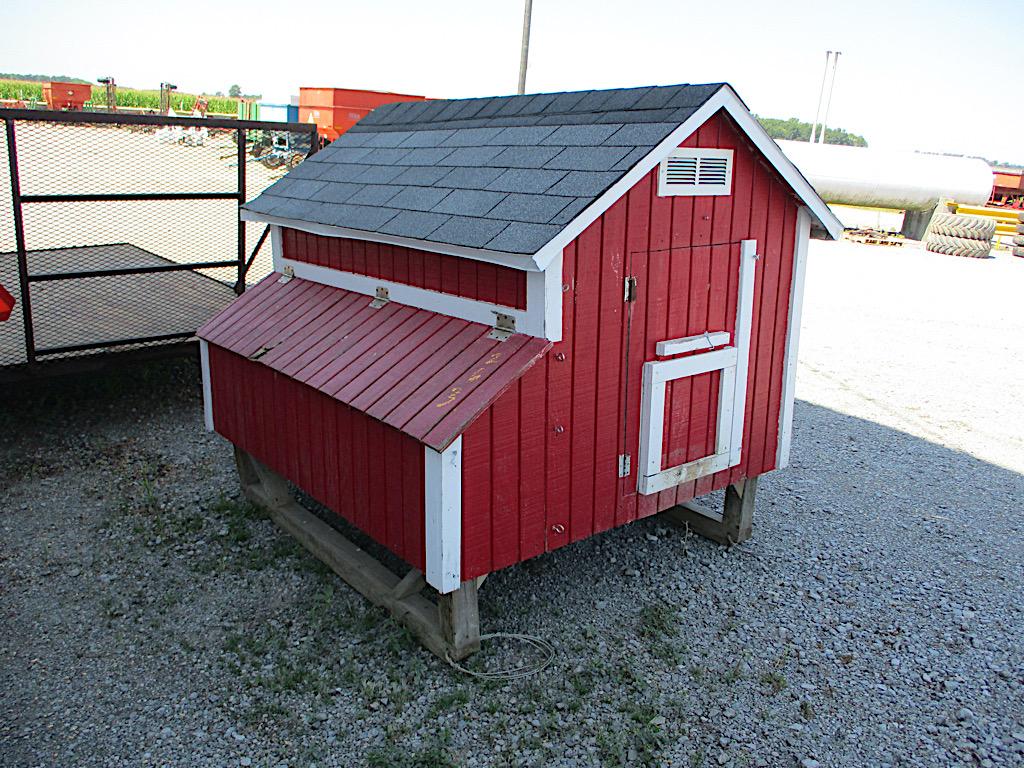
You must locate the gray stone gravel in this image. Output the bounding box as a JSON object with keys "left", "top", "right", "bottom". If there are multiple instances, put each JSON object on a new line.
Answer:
{"left": 2, "top": 239, "right": 1022, "bottom": 767}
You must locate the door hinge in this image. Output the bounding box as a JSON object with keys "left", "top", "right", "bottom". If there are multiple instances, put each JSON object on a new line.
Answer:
{"left": 618, "top": 453, "right": 631, "bottom": 478}
{"left": 369, "top": 286, "right": 389, "bottom": 309}
{"left": 488, "top": 312, "right": 515, "bottom": 342}
{"left": 624, "top": 276, "right": 638, "bottom": 302}
{"left": 278, "top": 265, "right": 294, "bottom": 283}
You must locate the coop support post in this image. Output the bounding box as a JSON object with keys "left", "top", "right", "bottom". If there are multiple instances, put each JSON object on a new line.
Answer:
{"left": 232, "top": 447, "right": 481, "bottom": 661}
{"left": 664, "top": 476, "right": 759, "bottom": 546}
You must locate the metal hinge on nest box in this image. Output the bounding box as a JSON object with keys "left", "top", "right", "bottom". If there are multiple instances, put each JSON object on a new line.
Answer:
{"left": 488, "top": 312, "right": 515, "bottom": 341}
{"left": 624, "top": 276, "right": 638, "bottom": 302}
{"left": 278, "top": 265, "right": 294, "bottom": 284}
{"left": 369, "top": 286, "right": 389, "bottom": 309}
{"left": 618, "top": 454, "right": 631, "bottom": 478}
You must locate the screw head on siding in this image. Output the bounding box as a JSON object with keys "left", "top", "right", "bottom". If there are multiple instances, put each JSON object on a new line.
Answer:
{"left": 555, "top": 352, "right": 566, "bottom": 361}
{"left": 551, "top": 523, "right": 565, "bottom": 534}
{"left": 553, "top": 425, "right": 564, "bottom": 434}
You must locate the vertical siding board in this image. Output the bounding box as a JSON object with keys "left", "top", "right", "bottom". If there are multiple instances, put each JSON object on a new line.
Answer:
{"left": 593, "top": 196, "right": 627, "bottom": 535}
{"left": 690, "top": 121, "right": 719, "bottom": 247}
{"left": 365, "top": 419, "right": 387, "bottom": 543}
{"left": 402, "top": 436, "right": 425, "bottom": 571}
{"left": 569, "top": 222, "right": 601, "bottom": 542}
{"left": 545, "top": 243, "right": 575, "bottom": 552}
{"left": 517, "top": 364, "right": 548, "bottom": 559}
{"left": 441, "top": 254, "right": 460, "bottom": 297}
{"left": 490, "top": 388, "right": 521, "bottom": 569}
{"left": 422, "top": 251, "right": 442, "bottom": 292}
{"left": 457, "top": 258, "right": 478, "bottom": 303}
{"left": 461, "top": 417, "right": 492, "bottom": 579}
{"left": 476, "top": 263, "right": 498, "bottom": 304}
{"left": 384, "top": 427, "right": 405, "bottom": 559}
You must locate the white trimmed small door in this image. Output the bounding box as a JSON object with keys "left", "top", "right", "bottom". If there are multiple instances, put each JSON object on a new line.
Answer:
{"left": 623, "top": 240, "right": 757, "bottom": 496}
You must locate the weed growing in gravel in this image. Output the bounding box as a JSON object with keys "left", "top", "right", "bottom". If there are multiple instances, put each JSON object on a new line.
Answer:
{"left": 760, "top": 669, "right": 788, "bottom": 693}
{"left": 638, "top": 601, "right": 679, "bottom": 638}
{"left": 429, "top": 689, "right": 469, "bottom": 717}
{"left": 366, "top": 732, "right": 456, "bottom": 768}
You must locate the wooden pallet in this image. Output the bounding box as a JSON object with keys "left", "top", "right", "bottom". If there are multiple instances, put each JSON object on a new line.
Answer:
{"left": 843, "top": 229, "right": 905, "bottom": 247}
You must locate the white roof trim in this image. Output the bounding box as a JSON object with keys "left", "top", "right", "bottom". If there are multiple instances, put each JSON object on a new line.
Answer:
{"left": 531, "top": 85, "right": 842, "bottom": 270}
{"left": 240, "top": 209, "right": 542, "bottom": 272}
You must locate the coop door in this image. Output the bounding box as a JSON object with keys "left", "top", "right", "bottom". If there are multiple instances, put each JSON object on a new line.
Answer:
{"left": 636, "top": 240, "right": 757, "bottom": 495}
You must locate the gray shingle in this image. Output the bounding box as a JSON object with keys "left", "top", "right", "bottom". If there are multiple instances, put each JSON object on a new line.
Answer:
{"left": 488, "top": 125, "right": 557, "bottom": 146}
{"left": 548, "top": 197, "right": 590, "bottom": 225}
{"left": 540, "top": 124, "right": 623, "bottom": 146}
{"left": 385, "top": 186, "right": 454, "bottom": 212}
{"left": 429, "top": 216, "right": 509, "bottom": 248}
{"left": 440, "top": 127, "right": 506, "bottom": 147}
{"left": 320, "top": 146, "right": 374, "bottom": 163}
{"left": 436, "top": 167, "right": 505, "bottom": 190}
{"left": 597, "top": 87, "right": 653, "bottom": 112}
{"left": 441, "top": 146, "right": 505, "bottom": 166}
{"left": 378, "top": 210, "right": 451, "bottom": 239}
{"left": 363, "top": 131, "right": 416, "bottom": 148}
{"left": 485, "top": 222, "right": 561, "bottom": 253}
{"left": 611, "top": 146, "right": 650, "bottom": 171}
{"left": 243, "top": 196, "right": 279, "bottom": 216}
{"left": 431, "top": 189, "right": 505, "bottom": 216}
{"left": 665, "top": 84, "right": 722, "bottom": 108}
{"left": 285, "top": 161, "right": 328, "bottom": 180}
{"left": 603, "top": 122, "right": 677, "bottom": 146}
{"left": 633, "top": 86, "right": 683, "bottom": 111}
{"left": 391, "top": 166, "right": 452, "bottom": 186}
{"left": 351, "top": 165, "right": 408, "bottom": 184}
{"left": 271, "top": 197, "right": 316, "bottom": 220}
{"left": 571, "top": 90, "right": 614, "bottom": 112}
{"left": 446, "top": 97, "right": 491, "bottom": 121}
{"left": 398, "top": 130, "right": 455, "bottom": 148}
{"left": 345, "top": 184, "right": 402, "bottom": 206}
{"left": 485, "top": 168, "right": 566, "bottom": 194}
{"left": 487, "top": 146, "right": 562, "bottom": 169}
{"left": 318, "top": 163, "right": 372, "bottom": 183}
{"left": 266, "top": 178, "right": 327, "bottom": 199}
{"left": 401, "top": 147, "right": 457, "bottom": 166}
{"left": 545, "top": 171, "right": 619, "bottom": 197}
{"left": 359, "top": 147, "right": 412, "bottom": 165}
{"left": 544, "top": 146, "right": 632, "bottom": 172}
{"left": 544, "top": 90, "right": 590, "bottom": 113}
{"left": 320, "top": 204, "right": 400, "bottom": 231}
{"left": 473, "top": 99, "right": 508, "bottom": 119}
{"left": 333, "top": 132, "right": 374, "bottom": 147}
{"left": 483, "top": 193, "right": 573, "bottom": 224}
{"left": 311, "top": 182, "right": 363, "bottom": 204}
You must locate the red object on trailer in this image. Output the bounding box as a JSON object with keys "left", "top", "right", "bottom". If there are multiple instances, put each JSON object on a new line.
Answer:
{"left": 298, "top": 87, "right": 427, "bottom": 142}
{"left": 42, "top": 81, "right": 92, "bottom": 111}
{"left": 199, "top": 83, "right": 842, "bottom": 645}
{"left": 0, "top": 283, "right": 14, "bottom": 322}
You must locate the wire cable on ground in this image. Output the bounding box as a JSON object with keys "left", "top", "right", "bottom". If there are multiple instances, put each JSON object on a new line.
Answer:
{"left": 446, "top": 632, "right": 555, "bottom": 680}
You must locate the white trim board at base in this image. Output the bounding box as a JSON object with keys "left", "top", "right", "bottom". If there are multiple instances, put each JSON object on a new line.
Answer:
{"left": 199, "top": 338, "right": 214, "bottom": 432}
{"left": 424, "top": 438, "right": 462, "bottom": 594}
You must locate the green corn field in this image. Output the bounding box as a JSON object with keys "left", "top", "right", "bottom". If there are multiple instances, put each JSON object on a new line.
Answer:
{"left": 0, "top": 79, "right": 241, "bottom": 115}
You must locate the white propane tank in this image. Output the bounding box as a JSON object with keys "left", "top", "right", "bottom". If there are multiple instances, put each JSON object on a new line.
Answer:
{"left": 777, "top": 140, "right": 992, "bottom": 210}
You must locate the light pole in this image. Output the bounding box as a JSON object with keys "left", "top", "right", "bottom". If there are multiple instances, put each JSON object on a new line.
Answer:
{"left": 810, "top": 51, "right": 832, "bottom": 144}
{"left": 517, "top": 0, "right": 533, "bottom": 95}
{"left": 819, "top": 51, "right": 841, "bottom": 144}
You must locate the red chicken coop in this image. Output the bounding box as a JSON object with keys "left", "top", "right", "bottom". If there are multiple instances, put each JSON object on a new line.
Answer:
{"left": 198, "top": 83, "right": 841, "bottom": 659}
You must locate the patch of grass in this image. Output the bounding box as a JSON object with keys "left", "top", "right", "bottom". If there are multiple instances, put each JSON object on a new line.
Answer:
{"left": 638, "top": 602, "right": 679, "bottom": 640}
{"left": 800, "top": 700, "right": 815, "bottom": 720}
{"left": 367, "top": 732, "right": 456, "bottom": 768}
{"left": 429, "top": 689, "right": 469, "bottom": 718}
{"left": 760, "top": 670, "right": 788, "bottom": 693}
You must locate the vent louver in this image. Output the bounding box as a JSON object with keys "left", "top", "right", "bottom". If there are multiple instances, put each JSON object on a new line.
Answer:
{"left": 658, "top": 148, "right": 733, "bottom": 197}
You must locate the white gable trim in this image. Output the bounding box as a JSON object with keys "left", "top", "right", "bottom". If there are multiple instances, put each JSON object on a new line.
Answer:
{"left": 531, "top": 86, "right": 842, "bottom": 270}
{"left": 242, "top": 209, "right": 540, "bottom": 272}
{"left": 776, "top": 206, "right": 812, "bottom": 469}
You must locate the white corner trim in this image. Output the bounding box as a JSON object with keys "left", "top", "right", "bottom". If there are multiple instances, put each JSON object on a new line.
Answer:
{"left": 198, "top": 338, "right": 214, "bottom": 432}
{"left": 637, "top": 239, "right": 757, "bottom": 495}
{"left": 270, "top": 224, "right": 283, "bottom": 272}
{"left": 425, "top": 437, "right": 462, "bottom": 594}
{"left": 279, "top": 257, "right": 561, "bottom": 340}
{"left": 241, "top": 210, "right": 541, "bottom": 272}
{"left": 531, "top": 86, "right": 841, "bottom": 271}
{"left": 526, "top": 252, "right": 563, "bottom": 343}
{"left": 776, "top": 207, "right": 811, "bottom": 469}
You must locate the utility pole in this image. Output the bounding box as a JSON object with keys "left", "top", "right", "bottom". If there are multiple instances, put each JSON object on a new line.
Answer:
{"left": 517, "top": 0, "right": 533, "bottom": 95}
{"left": 810, "top": 51, "right": 832, "bottom": 144}
{"left": 819, "top": 51, "right": 841, "bottom": 144}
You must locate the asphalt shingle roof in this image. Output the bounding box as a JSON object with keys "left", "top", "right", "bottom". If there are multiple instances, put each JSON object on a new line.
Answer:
{"left": 244, "top": 83, "right": 726, "bottom": 255}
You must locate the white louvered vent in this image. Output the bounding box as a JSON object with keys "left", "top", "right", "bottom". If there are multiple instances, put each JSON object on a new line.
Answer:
{"left": 658, "top": 148, "right": 734, "bottom": 197}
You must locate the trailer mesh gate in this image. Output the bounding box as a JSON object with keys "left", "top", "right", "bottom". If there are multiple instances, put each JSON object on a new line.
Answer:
{"left": 0, "top": 109, "right": 317, "bottom": 378}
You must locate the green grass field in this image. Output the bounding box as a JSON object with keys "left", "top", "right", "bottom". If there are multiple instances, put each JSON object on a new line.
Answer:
{"left": 0, "top": 79, "right": 240, "bottom": 114}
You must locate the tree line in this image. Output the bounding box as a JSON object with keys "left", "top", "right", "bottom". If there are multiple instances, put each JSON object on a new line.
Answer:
{"left": 756, "top": 115, "right": 868, "bottom": 146}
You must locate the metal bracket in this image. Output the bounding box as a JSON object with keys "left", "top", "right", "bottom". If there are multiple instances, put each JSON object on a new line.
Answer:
{"left": 488, "top": 312, "right": 515, "bottom": 341}
{"left": 278, "top": 265, "right": 294, "bottom": 284}
{"left": 624, "top": 276, "right": 638, "bottom": 302}
{"left": 618, "top": 454, "right": 631, "bottom": 478}
{"left": 369, "top": 286, "right": 389, "bottom": 309}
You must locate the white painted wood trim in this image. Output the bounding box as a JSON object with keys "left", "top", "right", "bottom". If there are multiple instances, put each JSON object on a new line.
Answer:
{"left": 526, "top": 251, "right": 563, "bottom": 343}
{"left": 198, "top": 339, "right": 214, "bottom": 432}
{"left": 279, "top": 257, "right": 560, "bottom": 341}
{"left": 657, "top": 148, "right": 734, "bottom": 197}
{"left": 270, "top": 224, "right": 283, "bottom": 272}
{"left": 656, "top": 331, "right": 730, "bottom": 357}
{"left": 241, "top": 210, "right": 540, "bottom": 272}
{"left": 424, "top": 437, "right": 462, "bottom": 594}
{"left": 636, "top": 239, "right": 758, "bottom": 495}
{"left": 776, "top": 207, "right": 811, "bottom": 469}
{"left": 532, "top": 86, "right": 841, "bottom": 271}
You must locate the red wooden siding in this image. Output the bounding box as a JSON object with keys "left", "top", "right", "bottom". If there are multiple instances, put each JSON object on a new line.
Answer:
{"left": 460, "top": 109, "right": 801, "bottom": 579}
{"left": 282, "top": 229, "right": 528, "bottom": 310}
{"left": 207, "top": 344, "right": 426, "bottom": 571}
{"left": 198, "top": 274, "right": 550, "bottom": 452}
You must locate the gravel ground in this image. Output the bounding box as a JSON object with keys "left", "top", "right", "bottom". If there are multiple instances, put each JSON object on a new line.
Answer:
{"left": 2, "top": 239, "right": 1022, "bottom": 768}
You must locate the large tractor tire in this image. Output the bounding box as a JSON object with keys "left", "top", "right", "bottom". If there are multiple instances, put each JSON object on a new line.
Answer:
{"left": 925, "top": 233, "right": 992, "bottom": 258}
{"left": 1013, "top": 234, "right": 1024, "bottom": 247}
{"left": 1016, "top": 223, "right": 1024, "bottom": 235}
{"left": 1013, "top": 246, "right": 1024, "bottom": 258}
{"left": 928, "top": 213, "right": 996, "bottom": 241}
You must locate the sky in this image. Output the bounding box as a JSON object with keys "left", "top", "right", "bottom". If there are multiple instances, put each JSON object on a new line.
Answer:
{"left": 4, "top": 0, "right": 1021, "bottom": 163}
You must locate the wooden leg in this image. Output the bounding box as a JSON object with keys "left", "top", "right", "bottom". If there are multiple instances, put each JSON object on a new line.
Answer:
{"left": 663, "top": 476, "right": 759, "bottom": 545}
{"left": 438, "top": 579, "right": 481, "bottom": 661}
{"left": 232, "top": 447, "right": 482, "bottom": 662}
